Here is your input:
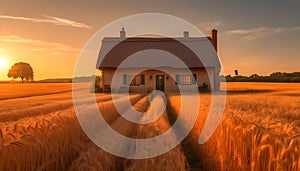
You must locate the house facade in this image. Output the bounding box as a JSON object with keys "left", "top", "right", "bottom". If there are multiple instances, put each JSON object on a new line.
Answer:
{"left": 96, "top": 28, "right": 221, "bottom": 93}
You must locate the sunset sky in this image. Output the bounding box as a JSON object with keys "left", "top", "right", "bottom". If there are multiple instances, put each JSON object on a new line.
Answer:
{"left": 0, "top": 0, "right": 299, "bottom": 80}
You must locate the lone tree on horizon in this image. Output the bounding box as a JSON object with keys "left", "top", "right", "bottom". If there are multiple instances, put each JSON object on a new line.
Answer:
{"left": 234, "top": 70, "right": 239, "bottom": 76}
{"left": 7, "top": 62, "right": 34, "bottom": 83}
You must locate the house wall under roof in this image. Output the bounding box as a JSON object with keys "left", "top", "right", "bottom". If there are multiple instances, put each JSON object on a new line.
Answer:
{"left": 102, "top": 67, "right": 215, "bottom": 93}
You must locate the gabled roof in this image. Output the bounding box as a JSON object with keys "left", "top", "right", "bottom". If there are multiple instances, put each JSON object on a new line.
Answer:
{"left": 97, "top": 36, "right": 220, "bottom": 69}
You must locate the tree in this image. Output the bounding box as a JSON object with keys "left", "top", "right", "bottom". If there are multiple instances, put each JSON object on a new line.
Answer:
{"left": 90, "top": 75, "right": 103, "bottom": 93}
{"left": 7, "top": 62, "right": 34, "bottom": 83}
{"left": 270, "top": 72, "right": 283, "bottom": 77}
{"left": 250, "top": 74, "right": 260, "bottom": 78}
{"left": 234, "top": 70, "right": 239, "bottom": 76}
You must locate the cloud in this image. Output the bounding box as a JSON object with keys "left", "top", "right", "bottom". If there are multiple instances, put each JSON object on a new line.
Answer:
{"left": 0, "top": 34, "right": 80, "bottom": 51}
{"left": 227, "top": 26, "right": 300, "bottom": 40}
{"left": 0, "top": 15, "right": 90, "bottom": 29}
{"left": 33, "top": 48, "right": 47, "bottom": 51}
{"left": 0, "top": 35, "right": 39, "bottom": 43}
{"left": 48, "top": 52, "right": 63, "bottom": 56}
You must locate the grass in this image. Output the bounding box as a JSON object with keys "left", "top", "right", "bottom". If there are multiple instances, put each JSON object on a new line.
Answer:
{"left": 0, "top": 83, "right": 80, "bottom": 100}
{"left": 168, "top": 82, "right": 300, "bottom": 170}
{"left": 0, "top": 82, "right": 299, "bottom": 170}
{"left": 0, "top": 84, "right": 145, "bottom": 170}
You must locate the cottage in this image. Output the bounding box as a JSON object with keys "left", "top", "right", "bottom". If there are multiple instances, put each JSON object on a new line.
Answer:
{"left": 96, "top": 28, "right": 221, "bottom": 93}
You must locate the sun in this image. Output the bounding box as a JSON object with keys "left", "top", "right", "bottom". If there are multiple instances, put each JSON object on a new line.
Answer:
{"left": 0, "top": 57, "right": 8, "bottom": 68}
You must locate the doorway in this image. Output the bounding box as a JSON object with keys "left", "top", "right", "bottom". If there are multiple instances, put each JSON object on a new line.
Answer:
{"left": 156, "top": 75, "right": 165, "bottom": 92}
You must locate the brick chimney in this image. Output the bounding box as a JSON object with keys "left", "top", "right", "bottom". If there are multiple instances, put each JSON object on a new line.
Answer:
{"left": 210, "top": 29, "right": 218, "bottom": 52}
{"left": 120, "top": 27, "right": 126, "bottom": 39}
{"left": 183, "top": 31, "right": 189, "bottom": 39}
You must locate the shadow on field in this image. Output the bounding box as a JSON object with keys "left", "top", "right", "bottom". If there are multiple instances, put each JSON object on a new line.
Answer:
{"left": 224, "top": 89, "right": 277, "bottom": 95}
{"left": 276, "top": 93, "right": 300, "bottom": 97}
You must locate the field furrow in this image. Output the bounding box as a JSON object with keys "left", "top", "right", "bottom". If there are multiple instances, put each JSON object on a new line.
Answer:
{"left": 123, "top": 94, "right": 189, "bottom": 171}
{"left": 0, "top": 82, "right": 299, "bottom": 170}
{"left": 0, "top": 93, "right": 145, "bottom": 171}
{"left": 68, "top": 96, "right": 150, "bottom": 170}
{"left": 0, "top": 91, "right": 138, "bottom": 122}
{"left": 167, "top": 93, "right": 300, "bottom": 171}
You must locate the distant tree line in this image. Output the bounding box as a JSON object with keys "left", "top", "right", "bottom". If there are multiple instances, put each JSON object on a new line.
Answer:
{"left": 91, "top": 75, "right": 103, "bottom": 93}
{"left": 222, "top": 72, "right": 300, "bottom": 82}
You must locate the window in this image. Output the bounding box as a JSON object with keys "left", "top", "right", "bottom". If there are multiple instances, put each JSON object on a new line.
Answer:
{"left": 175, "top": 74, "right": 179, "bottom": 85}
{"left": 193, "top": 74, "right": 197, "bottom": 84}
{"left": 140, "top": 74, "right": 145, "bottom": 85}
{"left": 123, "top": 74, "right": 145, "bottom": 86}
{"left": 123, "top": 75, "right": 127, "bottom": 85}
{"left": 181, "top": 75, "right": 192, "bottom": 85}
{"left": 175, "top": 74, "right": 197, "bottom": 85}
{"left": 129, "top": 75, "right": 140, "bottom": 86}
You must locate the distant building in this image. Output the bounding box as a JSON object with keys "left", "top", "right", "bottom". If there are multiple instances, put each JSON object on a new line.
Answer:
{"left": 97, "top": 28, "right": 221, "bottom": 93}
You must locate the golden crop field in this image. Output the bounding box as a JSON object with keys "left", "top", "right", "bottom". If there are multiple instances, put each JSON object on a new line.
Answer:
{"left": 0, "top": 82, "right": 299, "bottom": 171}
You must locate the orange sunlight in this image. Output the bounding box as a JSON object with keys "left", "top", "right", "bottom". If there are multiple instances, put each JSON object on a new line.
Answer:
{"left": 0, "top": 56, "right": 8, "bottom": 68}
{"left": 0, "top": 55, "right": 10, "bottom": 80}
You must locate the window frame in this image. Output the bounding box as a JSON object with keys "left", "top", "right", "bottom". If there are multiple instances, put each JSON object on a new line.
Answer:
{"left": 175, "top": 74, "right": 197, "bottom": 85}
{"left": 123, "top": 74, "right": 145, "bottom": 86}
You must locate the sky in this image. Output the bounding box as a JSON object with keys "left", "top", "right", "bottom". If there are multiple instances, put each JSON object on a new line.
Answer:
{"left": 0, "top": 0, "right": 299, "bottom": 80}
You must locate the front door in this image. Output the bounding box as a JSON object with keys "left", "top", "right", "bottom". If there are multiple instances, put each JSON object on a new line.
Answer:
{"left": 156, "top": 75, "right": 164, "bottom": 92}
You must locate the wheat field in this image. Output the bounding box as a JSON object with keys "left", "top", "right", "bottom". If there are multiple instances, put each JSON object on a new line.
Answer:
{"left": 0, "top": 82, "right": 299, "bottom": 170}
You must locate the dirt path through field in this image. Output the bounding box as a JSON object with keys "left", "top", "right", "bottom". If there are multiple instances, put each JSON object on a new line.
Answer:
{"left": 68, "top": 95, "right": 150, "bottom": 170}
{"left": 68, "top": 94, "right": 190, "bottom": 171}
{"left": 123, "top": 94, "right": 189, "bottom": 171}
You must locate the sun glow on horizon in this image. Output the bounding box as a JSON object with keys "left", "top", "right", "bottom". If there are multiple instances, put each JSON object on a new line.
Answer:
{"left": 0, "top": 56, "right": 10, "bottom": 80}
{"left": 0, "top": 57, "right": 8, "bottom": 69}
